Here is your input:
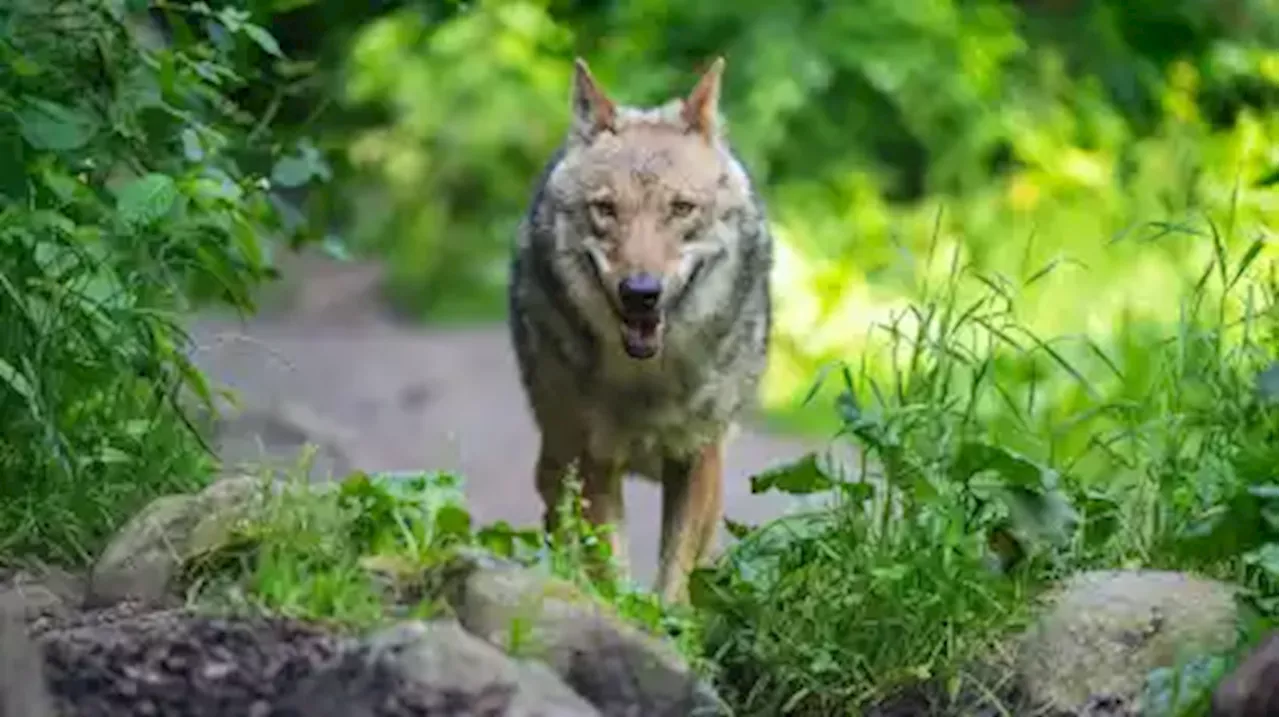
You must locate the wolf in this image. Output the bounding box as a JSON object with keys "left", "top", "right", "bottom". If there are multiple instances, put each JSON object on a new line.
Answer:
{"left": 506, "top": 56, "right": 773, "bottom": 603}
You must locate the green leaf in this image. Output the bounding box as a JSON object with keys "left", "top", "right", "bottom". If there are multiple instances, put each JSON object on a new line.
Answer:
{"left": 1080, "top": 489, "right": 1121, "bottom": 549}
{"left": 949, "top": 440, "right": 1047, "bottom": 488}
{"left": 1254, "top": 165, "right": 1278, "bottom": 188}
{"left": 29, "top": 210, "right": 76, "bottom": 237}
{"left": 434, "top": 504, "right": 472, "bottom": 539}
{"left": 214, "top": 6, "right": 248, "bottom": 30}
{"left": 1249, "top": 484, "right": 1279, "bottom": 503}
{"left": 190, "top": 173, "right": 243, "bottom": 203}
{"left": 17, "top": 99, "right": 99, "bottom": 151}
{"left": 32, "top": 239, "right": 78, "bottom": 279}
{"left": 271, "top": 143, "right": 330, "bottom": 188}
{"left": 1001, "top": 485, "right": 1079, "bottom": 549}
{"left": 115, "top": 173, "right": 178, "bottom": 228}
{"left": 181, "top": 129, "right": 205, "bottom": 161}
{"left": 687, "top": 567, "right": 729, "bottom": 610}
{"left": 476, "top": 520, "right": 541, "bottom": 558}
{"left": 78, "top": 268, "right": 129, "bottom": 310}
{"left": 955, "top": 441, "right": 1079, "bottom": 549}
{"left": 38, "top": 163, "right": 88, "bottom": 203}
{"left": 750, "top": 453, "right": 837, "bottom": 495}
{"left": 242, "top": 23, "right": 284, "bottom": 58}
{"left": 271, "top": 156, "right": 315, "bottom": 188}
{"left": 0, "top": 133, "right": 27, "bottom": 201}
{"left": 172, "top": 353, "right": 216, "bottom": 411}
{"left": 1244, "top": 542, "right": 1279, "bottom": 582}
{"left": 839, "top": 481, "right": 875, "bottom": 503}
{"left": 1141, "top": 654, "right": 1227, "bottom": 717}
{"left": 8, "top": 53, "right": 40, "bottom": 78}
{"left": 723, "top": 517, "right": 755, "bottom": 540}
{"left": 0, "top": 358, "right": 36, "bottom": 403}
{"left": 870, "top": 564, "right": 909, "bottom": 582}
{"left": 95, "top": 446, "right": 133, "bottom": 465}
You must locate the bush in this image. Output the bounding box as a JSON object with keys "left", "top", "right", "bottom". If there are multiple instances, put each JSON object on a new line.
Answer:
{"left": 693, "top": 219, "right": 1278, "bottom": 714}
{"left": 0, "top": 0, "right": 327, "bottom": 563}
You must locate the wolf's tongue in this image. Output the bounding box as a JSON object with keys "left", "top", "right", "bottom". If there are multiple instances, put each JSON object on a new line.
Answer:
{"left": 621, "top": 318, "right": 661, "bottom": 359}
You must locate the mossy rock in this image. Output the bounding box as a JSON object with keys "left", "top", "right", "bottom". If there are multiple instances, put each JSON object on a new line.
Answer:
{"left": 1017, "top": 569, "right": 1241, "bottom": 714}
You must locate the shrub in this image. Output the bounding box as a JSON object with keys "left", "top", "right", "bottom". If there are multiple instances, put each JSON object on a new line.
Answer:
{"left": 694, "top": 218, "right": 1278, "bottom": 715}
{"left": 0, "top": 0, "right": 327, "bottom": 563}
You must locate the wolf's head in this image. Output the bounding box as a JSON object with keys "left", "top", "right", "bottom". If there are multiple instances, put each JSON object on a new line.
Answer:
{"left": 543, "top": 57, "right": 750, "bottom": 361}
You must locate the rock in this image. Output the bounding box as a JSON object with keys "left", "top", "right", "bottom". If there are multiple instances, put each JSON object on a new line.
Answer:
{"left": 1212, "top": 631, "right": 1278, "bottom": 717}
{"left": 274, "top": 620, "right": 601, "bottom": 717}
{"left": 0, "top": 607, "right": 56, "bottom": 717}
{"left": 1017, "top": 570, "right": 1241, "bottom": 714}
{"left": 0, "top": 583, "right": 66, "bottom": 625}
{"left": 450, "top": 563, "right": 723, "bottom": 717}
{"left": 86, "top": 475, "right": 265, "bottom": 608}
{"left": 0, "top": 563, "right": 83, "bottom": 626}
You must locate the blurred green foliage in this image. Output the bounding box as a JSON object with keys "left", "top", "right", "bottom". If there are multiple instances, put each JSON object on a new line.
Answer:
{"left": 251, "top": 0, "right": 1278, "bottom": 425}
{"left": 0, "top": 0, "right": 326, "bottom": 562}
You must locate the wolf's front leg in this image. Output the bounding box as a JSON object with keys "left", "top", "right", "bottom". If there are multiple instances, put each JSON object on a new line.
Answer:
{"left": 577, "top": 453, "right": 629, "bottom": 580}
{"left": 535, "top": 441, "right": 573, "bottom": 534}
{"left": 655, "top": 440, "right": 724, "bottom": 604}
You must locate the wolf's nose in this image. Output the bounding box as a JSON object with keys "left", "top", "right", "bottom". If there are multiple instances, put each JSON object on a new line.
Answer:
{"left": 618, "top": 274, "right": 662, "bottom": 313}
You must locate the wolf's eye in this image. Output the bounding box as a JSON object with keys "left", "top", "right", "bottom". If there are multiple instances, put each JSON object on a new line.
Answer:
{"left": 670, "top": 199, "right": 697, "bottom": 219}
{"left": 587, "top": 199, "right": 616, "bottom": 223}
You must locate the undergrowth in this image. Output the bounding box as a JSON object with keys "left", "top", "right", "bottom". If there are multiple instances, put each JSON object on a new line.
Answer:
{"left": 178, "top": 214, "right": 1276, "bottom": 717}
{"left": 186, "top": 455, "right": 708, "bottom": 665}
{"left": 0, "top": 0, "right": 327, "bottom": 563}
{"left": 691, "top": 216, "right": 1278, "bottom": 715}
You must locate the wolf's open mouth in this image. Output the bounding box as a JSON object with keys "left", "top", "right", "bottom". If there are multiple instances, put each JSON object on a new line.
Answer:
{"left": 620, "top": 313, "right": 663, "bottom": 359}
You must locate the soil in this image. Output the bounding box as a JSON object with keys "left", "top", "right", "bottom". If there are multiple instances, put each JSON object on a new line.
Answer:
{"left": 34, "top": 608, "right": 342, "bottom": 717}
{"left": 8, "top": 598, "right": 522, "bottom": 717}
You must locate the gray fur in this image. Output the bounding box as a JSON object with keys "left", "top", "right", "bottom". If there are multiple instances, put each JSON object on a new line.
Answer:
{"left": 508, "top": 127, "right": 772, "bottom": 480}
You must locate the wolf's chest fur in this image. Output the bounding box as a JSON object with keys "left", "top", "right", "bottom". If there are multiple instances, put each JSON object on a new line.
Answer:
{"left": 582, "top": 320, "right": 743, "bottom": 457}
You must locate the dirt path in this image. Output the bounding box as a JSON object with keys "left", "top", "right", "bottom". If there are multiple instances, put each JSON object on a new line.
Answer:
{"left": 184, "top": 254, "right": 825, "bottom": 585}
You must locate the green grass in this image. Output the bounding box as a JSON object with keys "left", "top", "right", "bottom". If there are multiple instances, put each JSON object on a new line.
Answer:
{"left": 688, "top": 216, "right": 1277, "bottom": 715}
{"left": 184, "top": 454, "right": 710, "bottom": 667}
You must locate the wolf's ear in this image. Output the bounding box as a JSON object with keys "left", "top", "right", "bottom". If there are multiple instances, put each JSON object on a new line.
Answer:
{"left": 682, "top": 57, "right": 725, "bottom": 142}
{"left": 570, "top": 58, "right": 616, "bottom": 143}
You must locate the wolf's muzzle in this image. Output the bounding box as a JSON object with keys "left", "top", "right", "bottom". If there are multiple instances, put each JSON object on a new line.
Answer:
{"left": 616, "top": 273, "right": 664, "bottom": 360}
